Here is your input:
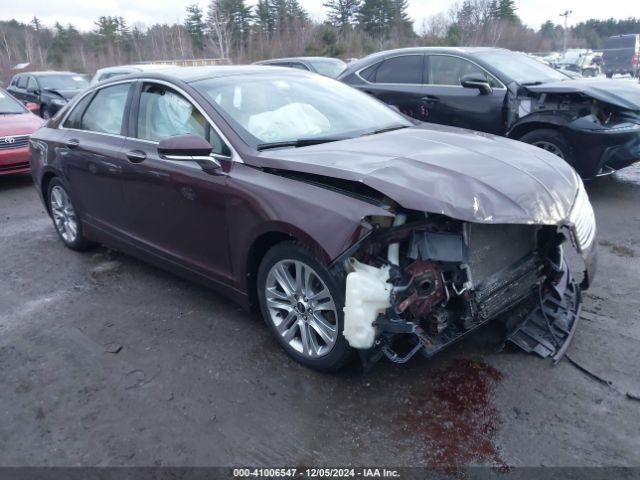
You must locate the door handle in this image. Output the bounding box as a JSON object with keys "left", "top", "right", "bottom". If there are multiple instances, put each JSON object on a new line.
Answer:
{"left": 421, "top": 95, "right": 440, "bottom": 103}
{"left": 126, "top": 150, "right": 147, "bottom": 163}
{"left": 66, "top": 138, "right": 80, "bottom": 149}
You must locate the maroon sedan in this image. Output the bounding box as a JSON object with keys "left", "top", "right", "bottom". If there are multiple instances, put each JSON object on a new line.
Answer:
{"left": 29, "top": 67, "right": 596, "bottom": 371}
{"left": 0, "top": 89, "right": 43, "bottom": 175}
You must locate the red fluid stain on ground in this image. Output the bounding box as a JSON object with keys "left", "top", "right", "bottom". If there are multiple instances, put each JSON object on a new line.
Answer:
{"left": 399, "top": 358, "right": 509, "bottom": 471}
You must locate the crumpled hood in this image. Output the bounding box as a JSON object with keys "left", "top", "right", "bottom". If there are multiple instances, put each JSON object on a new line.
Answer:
{"left": 250, "top": 124, "right": 580, "bottom": 225}
{"left": 523, "top": 79, "right": 640, "bottom": 112}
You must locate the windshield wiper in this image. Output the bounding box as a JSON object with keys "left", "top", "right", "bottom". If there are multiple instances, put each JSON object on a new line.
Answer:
{"left": 362, "top": 124, "right": 409, "bottom": 136}
{"left": 256, "top": 137, "right": 345, "bottom": 151}
{"left": 520, "top": 81, "right": 545, "bottom": 86}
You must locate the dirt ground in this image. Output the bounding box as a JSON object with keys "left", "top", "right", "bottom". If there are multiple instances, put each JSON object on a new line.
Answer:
{"left": 1, "top": 165, "right": 639, "bottom": 469}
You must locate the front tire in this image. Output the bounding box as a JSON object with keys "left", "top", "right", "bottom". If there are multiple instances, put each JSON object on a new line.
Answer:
{"left": 47, "top": 178, "right": 93, "bottom": 251}
{"left": 257, "top": 242, "right": 352, "bottom": 371}
{"left": 520, "top": 129, "right": 575, "bottom": 167}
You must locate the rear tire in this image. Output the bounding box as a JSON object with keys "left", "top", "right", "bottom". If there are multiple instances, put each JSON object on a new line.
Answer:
{"left": 47, "top": 178, "right": 93, "bottom": 251}
{"left": 520, "top": 129, "right": 575, "bottom": 167}
{"left": 257, "top": 242, "right": 352, "bottom": 372}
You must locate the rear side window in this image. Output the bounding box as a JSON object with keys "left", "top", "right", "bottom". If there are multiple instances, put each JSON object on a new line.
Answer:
{"left": 17, "top": 76, "right": 28, "bottom": 89}
{"left": 370, "top": 55, "right": 423, "bottom": 84}
{"left": 80, "top": 83, "right": 130, "bottom": 135}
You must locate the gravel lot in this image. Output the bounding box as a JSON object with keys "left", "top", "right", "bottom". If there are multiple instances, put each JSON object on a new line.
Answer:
{"left": 1, "top": 165, "right": 639, "bottom": 469}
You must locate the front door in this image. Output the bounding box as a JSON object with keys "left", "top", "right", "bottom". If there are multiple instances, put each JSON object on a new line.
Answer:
{"left": 421, "top": 55, "right": 507, "bottom": 135}
{"left": 121, "top": 81, "right": 232, "bottom": 283}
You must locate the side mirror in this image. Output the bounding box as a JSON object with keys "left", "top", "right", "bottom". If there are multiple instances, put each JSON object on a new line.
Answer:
{"left": 460, "top": 74, "right": 493, "bottom": 95}
{"left": 25, "top": 102, "right": 39, "bottom": 114}
{"left": 157, "top": 134, "right": 221, "bottom": 171}
{"left": 27, "top": 88, "right": 40, "bottom": 95}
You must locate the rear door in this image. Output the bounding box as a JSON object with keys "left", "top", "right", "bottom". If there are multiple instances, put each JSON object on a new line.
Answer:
{"left": 420, "top": 54, "right": 507, "bottom": 134}
{"left": 355, "top": 54, "right": 427, "bottom": 119}
{"left": 119, "top": 81, "right": 233, "bottom": 283}
{"left": 60, "top": 82, "right": 133, "bottom": 233}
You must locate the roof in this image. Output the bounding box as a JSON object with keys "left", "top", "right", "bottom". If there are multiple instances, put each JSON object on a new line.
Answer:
{"left": 255, "top": 56, "right": 343, "bottom": 64}
{"left": 96, "top": 64, "right": 175, "bottom": 73}
{"left": 16, "top": 71, "right": 84, "bottom": 77}
{"left": 125, "top": 65, "right": 302, "bottom": 83}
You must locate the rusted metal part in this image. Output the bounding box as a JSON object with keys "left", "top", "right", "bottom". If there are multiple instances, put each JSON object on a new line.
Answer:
{"left": 397, "top": 260, "right": 446, "bottom": 319}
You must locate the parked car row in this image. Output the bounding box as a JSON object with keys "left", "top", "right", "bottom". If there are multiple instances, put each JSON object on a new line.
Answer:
{"left": 3, "top": 43, "right": 638, "bottom": 371}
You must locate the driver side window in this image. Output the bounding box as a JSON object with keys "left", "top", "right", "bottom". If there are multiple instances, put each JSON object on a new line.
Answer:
{"left": 136, "top": 83, "right": 228, "bottom": 156}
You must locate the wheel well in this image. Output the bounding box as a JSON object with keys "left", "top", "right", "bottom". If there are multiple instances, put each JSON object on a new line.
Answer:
{"left": 509, "top": 122, "right": 560, "bottom": 140}
{"left": 41, "top": 172, "right": 57, "bottom": 212}
{"left": 246, "top": 232, "right": 295, "bottom": 311}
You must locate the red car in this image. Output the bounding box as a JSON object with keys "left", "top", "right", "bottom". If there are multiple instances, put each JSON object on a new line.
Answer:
{"left": 0, "top": 88, "right": 43, "bottom": 176}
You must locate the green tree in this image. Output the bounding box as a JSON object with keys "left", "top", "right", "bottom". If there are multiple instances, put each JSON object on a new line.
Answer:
{"left": 185, "top": 4, "right": 206, "bottom": 51}
{"left": 358, "top": 0, "right": 392, "bottom": 38}
{"left": 255, "top": 0, "right": 275, "bottom": 37}
{"left": 497, "top": 0, "right": 517, "bottom": 21}
{"left": 323, "top": 0, "right": 361, "bottom": 31}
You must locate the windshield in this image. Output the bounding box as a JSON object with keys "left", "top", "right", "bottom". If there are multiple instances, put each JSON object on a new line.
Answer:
{"left": 474, "top": 50, "right": 568, "bottom": 84}
{"left": 39, "top": 75, "right": 88, "bottom": 91}
{"left": 0, "top": 89, "right": 26, "bottom": 114}
{"left": 307, "top": 58, "right": 347, "bottom": 78}
{"left": 192, "top": 73, "right": 411, "bottom": 149}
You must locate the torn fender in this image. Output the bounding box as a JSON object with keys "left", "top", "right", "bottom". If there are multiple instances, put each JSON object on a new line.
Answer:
{"left": 248, "top": 124, "right": 580, "bottom": 226}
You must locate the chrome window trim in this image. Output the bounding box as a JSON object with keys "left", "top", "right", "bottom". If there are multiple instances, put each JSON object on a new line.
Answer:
{"left": 59, "top": 77, "right": 241, "bottom": 164}
{"left": 355, "top": 53, "right": 506, "bottom": 90}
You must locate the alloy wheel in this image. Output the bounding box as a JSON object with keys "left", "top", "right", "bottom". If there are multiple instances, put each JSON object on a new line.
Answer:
{"left": 264, "top": 259, "right": 339, "bottom": 359}
{"left": 532, "top": 140, "right": 565, "bottom": 159}
{"left": 50, "top": 185, "right": 79, "bottom": 243}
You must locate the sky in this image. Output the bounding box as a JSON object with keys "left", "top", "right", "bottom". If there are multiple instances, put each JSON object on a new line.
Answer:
{"left": 0, "top": 0, "right": 635, "bottom": 33}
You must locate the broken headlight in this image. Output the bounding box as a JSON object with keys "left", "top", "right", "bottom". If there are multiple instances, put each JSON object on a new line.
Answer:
{"left": 567, "top": 180, "right": 596, "bottom": 253}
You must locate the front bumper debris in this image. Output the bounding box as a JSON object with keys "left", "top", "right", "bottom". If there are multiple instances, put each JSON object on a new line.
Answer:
{"left": 504, "top": 274, "right": 581, "bottom": 362}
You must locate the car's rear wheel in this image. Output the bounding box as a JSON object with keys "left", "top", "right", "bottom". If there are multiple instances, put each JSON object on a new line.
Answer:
{"left": 257, "top": 242, "right": 352, "bottom": 371}
{"left": 47, "top": 178, "right": 92, "bottom": 251}
{"left": 520, "top": 129, "right": 575, "bottom": 167}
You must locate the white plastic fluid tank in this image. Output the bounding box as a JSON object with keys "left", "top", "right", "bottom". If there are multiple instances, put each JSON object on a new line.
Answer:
{"left": 343, "top": 259, "right": 392, "bottom": 349}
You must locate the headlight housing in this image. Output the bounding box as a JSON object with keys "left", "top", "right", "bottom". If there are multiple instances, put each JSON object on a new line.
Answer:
{"left": 567, "top": 179, "right": 596, "bottom": 253}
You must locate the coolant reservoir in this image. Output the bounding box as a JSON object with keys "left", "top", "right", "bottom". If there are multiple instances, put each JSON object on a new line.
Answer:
{"left": 343, "top": 259, "right": 392, "bottom": 349}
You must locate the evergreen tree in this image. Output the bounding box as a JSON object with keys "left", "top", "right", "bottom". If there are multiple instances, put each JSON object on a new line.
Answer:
{"left": 323, "top": 0, "right": 361, "bottom": 31}
{"left": 388, "top": 0, "right": 413, "bottom": 38}
{"left": 358, "top": 0, "right": 392, "bottom": 38}
{"left": 497, "top": 0, "right": 517, "bottom": 21}
{"left": 255, "top": 0, "right": 275, "bottom": 37}
{"left": 185, "top": 4, "right": 206, "bottom": 51}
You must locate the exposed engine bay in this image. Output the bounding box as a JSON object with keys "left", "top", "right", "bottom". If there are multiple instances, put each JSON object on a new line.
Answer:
{"left": 336, "top": 210, "right": 587, "bottom": 367}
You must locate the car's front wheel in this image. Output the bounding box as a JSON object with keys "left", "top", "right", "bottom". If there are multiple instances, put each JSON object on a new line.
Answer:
{"left": 520, "top": 129, "right": 575, "bottom": 167}
{"left": 257, "top": 242, "right": 352, "bottom": 371}
{"left": 47, "top": 178, "right": 93, "bottom": 251}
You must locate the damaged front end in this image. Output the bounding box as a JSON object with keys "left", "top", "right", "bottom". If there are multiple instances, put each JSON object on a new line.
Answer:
{"left": 337, "top": 184, "right": 597, "bottom": 368}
